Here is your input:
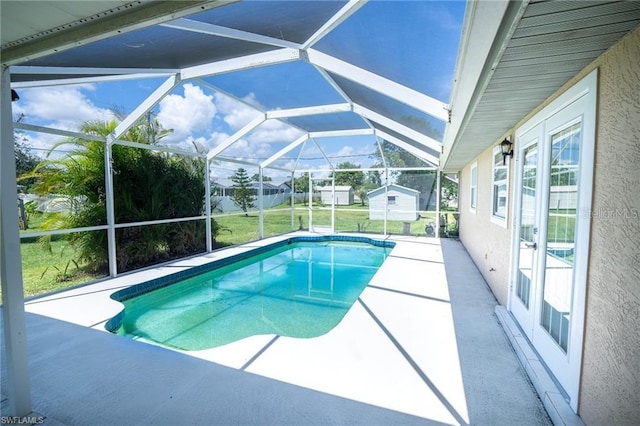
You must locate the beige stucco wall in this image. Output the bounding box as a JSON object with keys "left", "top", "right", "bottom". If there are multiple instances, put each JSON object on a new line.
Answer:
{"left": 578, "top": 27, "right": 640, "bottom": 425}
{"left": 458, "top": 146, "right": 513, "bottom": 305}
{"left": 458, "top": 27, "right": 640, "bottom": 424}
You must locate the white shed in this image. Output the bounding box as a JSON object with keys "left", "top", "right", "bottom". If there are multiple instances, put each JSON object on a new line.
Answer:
{"left": 318, "top": 186, "right": 354, "bottom": 206}
{"left": 368, "top": 184, "right": 420, "bottom": 221}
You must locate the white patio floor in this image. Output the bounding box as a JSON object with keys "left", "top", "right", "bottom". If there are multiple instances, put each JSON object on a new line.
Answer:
{"left": 2, "top": 234, "right": 551, "bottom": 425}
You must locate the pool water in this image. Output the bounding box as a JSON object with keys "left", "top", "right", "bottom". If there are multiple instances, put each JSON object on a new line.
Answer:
{"left": 113, "top": 240, "right": 392, "bottom": 350}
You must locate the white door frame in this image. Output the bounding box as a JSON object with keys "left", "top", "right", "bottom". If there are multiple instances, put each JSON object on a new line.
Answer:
{"left": 508, "top": 69, "right": 597, "bottom": 411}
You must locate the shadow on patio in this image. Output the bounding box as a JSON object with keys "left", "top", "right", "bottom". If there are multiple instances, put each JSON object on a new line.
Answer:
{"left": 1, "top": 236, "right": 550, "bottom": 425}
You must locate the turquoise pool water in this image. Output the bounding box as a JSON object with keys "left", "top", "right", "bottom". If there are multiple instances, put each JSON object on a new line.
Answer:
{"left": 108, "top": 237, "right": 393, "bottom": 350}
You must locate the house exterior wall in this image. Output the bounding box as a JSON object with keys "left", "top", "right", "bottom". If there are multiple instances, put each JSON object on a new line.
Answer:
{"left": 369, "top": 187, "right": 419, "bottom": 221}
{"left": 458, "top": 27, "right": 640, "bottom": 424}
{"left": 319, "top": 188, "right": 353, "bottom": 205}
{"left": 458, "top": 147, "right": 513, "bottom": 305}
{"left": 577, "top": 27, "right": 640, "bottom": 425}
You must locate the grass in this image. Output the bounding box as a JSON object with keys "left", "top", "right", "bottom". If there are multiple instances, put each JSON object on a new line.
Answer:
{"left": 9, "top": 204, "right": 457, "bottom": 301}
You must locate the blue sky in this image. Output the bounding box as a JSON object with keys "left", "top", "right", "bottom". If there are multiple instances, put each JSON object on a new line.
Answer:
{"left": 13, "top": 1, "right": 465, "bottom": 182}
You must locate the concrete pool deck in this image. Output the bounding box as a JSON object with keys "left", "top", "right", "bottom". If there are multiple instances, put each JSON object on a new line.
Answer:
{"left": 2, "top": 234, "right": 551, "bottom": 425}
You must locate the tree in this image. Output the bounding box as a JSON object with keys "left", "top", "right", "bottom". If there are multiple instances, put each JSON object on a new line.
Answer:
{"left": 292, "top": 172, "right": 310, "bottom": 205}
{"left": 251, "top": 173, "right": 272, "bottom": 182}
{"left": 14, "top": 116, "right": 41, "bottom": 191}
{"left": 33, "top": 118, "right": 217, "bottom": 273}
{"left": 230, "top": 168, "right": 255, "bottom": 216}
{"left": 332, "top": 161, "right": 364, "bottom": 189}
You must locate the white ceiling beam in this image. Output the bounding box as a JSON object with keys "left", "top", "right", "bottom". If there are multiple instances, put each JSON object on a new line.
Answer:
{"left": 13, "top": 122, "right": 105, "bottom": 143}
{"left": 375, "top": 129, "right": 439, "bottom": 167}
{"left": 10, "top": 66, "right": 180, "bottom": 76}
{"left": 112, "top": 74, "right": 180, "bottom": 141}
{"left": 112, "top": 140, "right": 206, "bottom": 158}
{"left": 302, "top": 0, "right": 368, "bottom": 49}
{"left": 161, "top": 18, "right": 302, "bottom": 49}
{"left": 213, "top": 156, "right": 260, "bottom": 168}
{"left": 307, "top": 49, "right": 449, "bottom": 122}
{"left": 309, "top": 128, "right": 373, "bottom": 139}
{"left": 352, "top": 103, "right": 442, "bottom": 153}
{"left": 182, "top": 48, "right": 300, "bottom": 80}
{"left": 261, "top": 134, "right": 309, "bottom": 168}
{"left": 207, "top": 115, "right": 266, "bottom": 160}
{"left": 11, "top": 73, "right": 178, "bottom": 89}
{"left": 266, "top": 103, "right": 351, "bottom": 119}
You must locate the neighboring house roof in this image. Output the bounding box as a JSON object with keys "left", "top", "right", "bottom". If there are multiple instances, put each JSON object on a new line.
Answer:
{"left": 317, "top": 186, "right": 353, "bottom": 191}
{"left": 367, "top": 184, "right": 420, "bottom": 197}
{"left": 212, "top": 179, "right": 280, "bottom": 191}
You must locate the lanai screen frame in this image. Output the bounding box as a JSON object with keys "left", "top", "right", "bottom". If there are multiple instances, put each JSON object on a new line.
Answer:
{"left": 1, "top": 1, "right": 461, "bottom": 417}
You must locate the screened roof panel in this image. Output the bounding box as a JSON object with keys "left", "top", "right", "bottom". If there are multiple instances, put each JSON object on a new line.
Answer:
{"left": 4, "top": 0, "right": 470, "bottom": 170}
{"left": 188, "top": 1, "right": 348, "bottom": 44}
{"left": 285, "top": 112, "right": 369, "bottom": 133}
{"left": 19, "top": 26, "right": 278, "bottom": 69}
{"left": 315, "top": 1, "right": 463, "bottom": 99}
{"left": 203, "top": 61, "right": 346, "bottom": 110}
{"left": 330, "top": 73, "right": 445, "bottom": 139}
{"left": 372, "top": 122, "right": 440, "bottom": 161}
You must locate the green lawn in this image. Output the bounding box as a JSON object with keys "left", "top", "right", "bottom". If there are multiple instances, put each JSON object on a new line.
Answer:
{"left": 10, "top": 205, "right": 457, "bottom": 301}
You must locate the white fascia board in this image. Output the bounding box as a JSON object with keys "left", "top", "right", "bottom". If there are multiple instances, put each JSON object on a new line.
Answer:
{"left": 302, "top": 0, "right": 368, "bottom": 49}
{"left": 353, "top": 103, "right": 442, "bottom": 153}
{"left": 13, "top": 122, "right": 105, "bottom": 143}
{"left": 161, "top": 18, "right": 302, "bottom": 50}
{"left": 266, "top": 103, "right": 351, "bottom": 119}
{"left": 441, "top": 0, "right": 526, "bottom": 170}
{"left": 182, "top": 48, "right": 300, "bottom": 80}
{"left": 375, "top": 129, "right": 439, "bottom": 167}
{"left": 309, "top": 128, "right": 373, "bottom": 138}
{"left": 207, "top": 115, "right": 266, "bottom": 160}
{"left": 261, "top": 134, "right": 309, "bottom": 168}
{"left": 11, "top": 72, "right": 178, "bottom": 89}
{"left": 112, "top": 74, "right": 180, "bottom": 141}
{"left": 307, "top": 49, "right": 449, "bottom": 122}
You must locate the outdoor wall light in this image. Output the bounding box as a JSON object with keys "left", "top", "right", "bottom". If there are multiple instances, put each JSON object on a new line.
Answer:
{"left": 500, "top": 137, "right": 513, "bottom": 165}
{"left": 11, "top": 89, "right": 19, "bottom": 102}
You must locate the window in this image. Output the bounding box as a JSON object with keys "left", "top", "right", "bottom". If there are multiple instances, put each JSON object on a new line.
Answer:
{"left": 387, "top": 196, "right": 397, "bottom": 205}
{"left": 470, "top": 162, "right": 477, "bottom": 212}
{"left": 491, "top": 146, "right": 509, "bottom": 225}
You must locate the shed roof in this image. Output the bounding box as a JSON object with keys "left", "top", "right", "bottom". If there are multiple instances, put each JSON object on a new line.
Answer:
{"left": 368, "top": 184, "right": 420, "bottom": 197}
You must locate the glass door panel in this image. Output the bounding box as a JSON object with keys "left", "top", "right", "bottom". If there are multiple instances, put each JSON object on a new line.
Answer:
{"left": 540, "top": 122, "right": 581, "bottom": 352}
{"left": 516, "top": 143, "right": 539, "bottom": 309}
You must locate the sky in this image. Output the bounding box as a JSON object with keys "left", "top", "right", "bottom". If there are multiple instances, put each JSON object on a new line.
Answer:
{"left": 12, "top": 1, "right": 466, "bottom": 183}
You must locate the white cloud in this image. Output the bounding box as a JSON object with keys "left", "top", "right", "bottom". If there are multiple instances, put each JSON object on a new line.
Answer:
{"left": 157, "top": 83, "right": 216, "bottom": 143}
{"left": 14, "top": 85, "right": 113, "bottom": 131}
{"left": 246, "top": 119, "right": 304, "bottom": 144}
{"left": 213, "top": 92, "right": 262, "bottom": 131}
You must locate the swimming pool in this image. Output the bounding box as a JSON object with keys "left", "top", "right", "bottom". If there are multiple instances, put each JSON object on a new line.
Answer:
{"left": 106, "top": 236, "right": 395, "bottom": 351}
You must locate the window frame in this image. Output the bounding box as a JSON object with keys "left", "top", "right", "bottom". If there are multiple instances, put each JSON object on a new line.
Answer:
{"left": 469, "top": 161, "right": 477, "bottom": 212}
{"left": 491, "top": 146, "right": 509, "bottom": 227}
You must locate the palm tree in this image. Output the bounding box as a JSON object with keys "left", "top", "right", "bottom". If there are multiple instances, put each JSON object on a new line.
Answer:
{"left": 32, "top": 117, "right": 217, "bottom": 273}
